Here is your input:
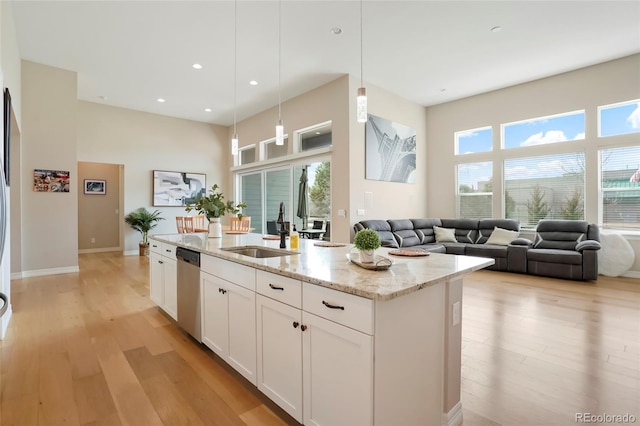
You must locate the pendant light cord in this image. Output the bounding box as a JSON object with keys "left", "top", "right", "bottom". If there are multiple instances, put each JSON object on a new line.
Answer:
{"left": 233, "top": 0, "right": 238, "bottom": 136}
{"left": 360, "top": 0, "right": 363, "bottom": 87}
{"left": 278, "top": 0, "right": 282, "bottom": 121}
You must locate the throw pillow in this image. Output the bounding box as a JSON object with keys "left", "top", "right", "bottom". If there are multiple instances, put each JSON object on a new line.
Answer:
{"left": 434, "top": 226, "right": 457, "bottom": 243}
{"left": 485, "top": 227, "right": 519, "bottom": 246}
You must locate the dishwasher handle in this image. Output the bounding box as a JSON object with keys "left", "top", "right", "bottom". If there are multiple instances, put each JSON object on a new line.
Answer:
{"left": 176, "top": 247, "right": 201, "bottom": 267}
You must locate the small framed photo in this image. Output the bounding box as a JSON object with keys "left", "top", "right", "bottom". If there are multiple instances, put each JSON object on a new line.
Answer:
{"left": 84, "top": 179, "right": 106, "bottom": 195}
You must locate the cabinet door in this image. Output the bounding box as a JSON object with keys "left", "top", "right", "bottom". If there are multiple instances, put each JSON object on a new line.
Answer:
{"left": 162, "top": 257, "right": 177, "bottom": 320}
{"left": 149, "top": 252, "right": 164, "bottom": 307}
{"left": 302, "top": 312, "right": 373, "bottom": 426}
{"left": 256, "top": 295, "right": 303, "bottom": 423}
{"left": 201, "top": 272, "right": 229, "bottom": 358}
{"left": 227, "top": 283, "right": 257, "bottom": 385}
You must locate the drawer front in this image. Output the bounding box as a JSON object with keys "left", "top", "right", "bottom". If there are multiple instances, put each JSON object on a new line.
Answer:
{"left": 161, "top": 242, "right": 177, "bottom": 258}
{"left": 256, "top": 270, "right": 302, "bottom": 309}
{"left": 201, "top": 254, "right": 256, "bottom": 291}
{"left": 303, "top": 284, "right": 373, "bottom": 334}
{"left": 149, "top": 240, "right": 162, "bottom": 254}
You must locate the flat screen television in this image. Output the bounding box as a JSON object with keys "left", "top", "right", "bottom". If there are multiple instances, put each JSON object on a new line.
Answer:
{"left": 3, "top": 88, "right": 10, "bottom": 186}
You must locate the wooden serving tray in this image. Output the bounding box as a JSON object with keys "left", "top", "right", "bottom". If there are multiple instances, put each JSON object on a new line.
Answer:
{"left": 388, "top": 249, "right": 430, "bottom": 257}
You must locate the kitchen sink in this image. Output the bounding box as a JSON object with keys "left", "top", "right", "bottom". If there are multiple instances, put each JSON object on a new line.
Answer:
{"left": 221, "top": 245, "right": 299, "bottom": 258}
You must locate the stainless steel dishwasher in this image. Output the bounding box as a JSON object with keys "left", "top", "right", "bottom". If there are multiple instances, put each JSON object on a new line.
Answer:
{"left": 176, "top": 247, "right": 201, "bottom": 342}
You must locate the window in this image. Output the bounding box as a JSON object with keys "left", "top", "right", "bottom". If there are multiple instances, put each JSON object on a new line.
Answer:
{"left": 504, "top": 153, "right": 585, "bottom": 226}
{"left": 455, "top": 126, "right": 492, "bottom": 155}
{"left": 299, "top": 122, "right": 332, "bottom": 152}
{"left": 598, "top": 100, "right": 640, "bottom": 137}
{"left": 239, "top": 146, "right": 256, "bottom": 166}
{"left": 502, "top": 111, "right": 585, "bottom": 149}
{"left": 600, "top": 145, "right": 640, "bottom": 230}
{"left": 264, "top": 137, "right": 289, "bottom": 160}
{"left": 457, "top": 162, "right": 492, "bottom": 219}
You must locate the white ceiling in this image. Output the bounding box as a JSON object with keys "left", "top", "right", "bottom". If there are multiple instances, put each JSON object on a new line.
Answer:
{"left": 10, "top": 1, "right": 640, "bottom": 126}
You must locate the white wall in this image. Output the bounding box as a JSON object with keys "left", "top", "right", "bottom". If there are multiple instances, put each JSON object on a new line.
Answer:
{"left": 231, "top": 75, "right": 429, "bottom": 242}
{"left": 347, "top": 76, "right": 428, "bottom": 234}
{"left": 426, "top": 54, "right": 640, "bottom": 275}
{"left": 232, "top": 76, "right": 352, "bottom": 242}
{"left": 77, "top": 101, "right": 228, "bottom": 252}
{"left": 22, "top": 61, "right": 78, "bottom": 273}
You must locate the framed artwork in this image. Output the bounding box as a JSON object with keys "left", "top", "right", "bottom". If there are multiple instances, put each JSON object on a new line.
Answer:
{"left": 84, "top": 179, "right": 106, "bottom": 195}
{"left": 153, "top": 170, "right": 206, "bottom": 207}
{"left": 365, "top": 114, "right": 417, "bottom": 183}
{"left": 33, "top": 169, "right": 70, "bottom": 192}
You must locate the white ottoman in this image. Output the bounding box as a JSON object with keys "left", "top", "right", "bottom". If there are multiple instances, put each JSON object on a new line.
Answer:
{"left": 598, "top": 232, "right": 635, "bottom": 277}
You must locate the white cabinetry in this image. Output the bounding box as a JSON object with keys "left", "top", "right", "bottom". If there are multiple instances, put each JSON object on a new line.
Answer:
{"left": 201, "top": 255, "right": 257, "bottom": 385}
{"left": 256, "top": 271, "right": 303, "bottom": 423}
{"left": 302, "top": 283, "right": 373, "bottom": 426}
{"left": 149, "top": 242, "right": 177, "bottom": 319}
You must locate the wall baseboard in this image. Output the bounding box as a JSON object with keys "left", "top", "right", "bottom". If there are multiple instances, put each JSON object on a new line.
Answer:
{"left": 10, "top": 272, "right": 22, "bottom": 280}
{"left": 123, "top": 250, "right": 141, "bottom": 256}
{"left": 20, "top": 266, "right": 80, "bottom": 278}
{"left": 622, "top": 270, "right": 640, "bottom": 279}
{"left": 79, "top": 247, "right": 121, "bottom": 254}
{"left": 443, "top": 401, "right": 463, "bottom": 426}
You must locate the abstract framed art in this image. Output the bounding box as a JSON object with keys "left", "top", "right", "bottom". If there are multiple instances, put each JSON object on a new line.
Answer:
{"left": 365, "top": 114, "right": 417, "bottom": 183}
{"left": 84, "top": 179, "right": 106, "bottom": 195}
{"left": 153, "top": 170, "right": 206, "bottom": 207}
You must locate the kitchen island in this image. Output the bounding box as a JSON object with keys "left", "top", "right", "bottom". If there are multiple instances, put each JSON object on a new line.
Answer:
{"left": 149, "top": 232, "right": 493, "bottom": 426}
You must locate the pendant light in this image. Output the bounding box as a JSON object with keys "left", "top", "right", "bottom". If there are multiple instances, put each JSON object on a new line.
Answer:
{"left": 275, "top": 0, "right": 284, "bottom": 145}
{"left": 231, "top": 0, "right": 239, "bottom": 155}
{"left": 356, "top": 0, "right": 367, "bottom": 123}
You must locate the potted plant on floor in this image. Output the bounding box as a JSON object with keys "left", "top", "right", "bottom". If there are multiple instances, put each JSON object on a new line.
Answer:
{"left": 353, "top": 228, "right": 381, "bottom": 263}
{"left": 185, "top": 184, "right": 247, "bottom": 237}
{"left": 124, "top": 207, "right": 164, "bottom": 256}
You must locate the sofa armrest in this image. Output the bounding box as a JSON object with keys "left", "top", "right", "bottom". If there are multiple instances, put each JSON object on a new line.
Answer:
{"left": 507, "top": 244, "right": 528, "bottom": 274}
{"left": 576, "top": 240, "right": 601, "bottom": 252}
{"left": 510, "top": 237, "right": 532, "bottom": 246}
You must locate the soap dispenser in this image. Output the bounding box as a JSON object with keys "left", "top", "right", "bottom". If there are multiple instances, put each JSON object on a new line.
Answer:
{"left": 290, "top": 225, "right": 299, "bottom": 249}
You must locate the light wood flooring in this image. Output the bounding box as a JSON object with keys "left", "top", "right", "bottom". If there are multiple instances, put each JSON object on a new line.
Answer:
{"left": 1, "top": 252, "right": 638, "bottom": 426}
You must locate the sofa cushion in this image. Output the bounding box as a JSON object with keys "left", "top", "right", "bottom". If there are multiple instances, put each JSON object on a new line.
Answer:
{"left": 527, "top": 248, "right": 582, "bottom": 265}
{"left": 441, "top": 242, "right": 467, "bottom": 255}
{"left": 355, "top": 220, "right": 399, "bottom": 248}
{"left": 389, "top": 219, "right": 421, "bottom": 247}
{"left": 466, "top": 244, "right": 508, "bottom": 259}
{"left": 434, "top": 226, "right": 457, "bottom": 243}
{"left": 441, "top": 219, "right": 478, "bottom": 243}
{"left": 477, "top": 219, "right": 520, "bottom": 244}
{"left": 414, "top": 244, "right": 446, "bottom": 253}
{"left": 534, "top": 219, "right": 589, "bottom": 250}
{"left": 485, "top": 227, "right": 520, "bottom": 246}
{"left": 411, "top": 218, "right": 442, "bottom": 244}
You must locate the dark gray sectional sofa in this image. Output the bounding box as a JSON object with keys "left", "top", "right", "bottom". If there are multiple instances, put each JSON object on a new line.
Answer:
{"left": 353, "top": 218, "right": 601, "bottom": 281}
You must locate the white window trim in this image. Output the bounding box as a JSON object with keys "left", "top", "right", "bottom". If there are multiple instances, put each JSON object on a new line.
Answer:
{"left": 454, "top": 125, "right": 493, "bottom": 155}
{"left": 597, "top": 98, "right": 640, "bottom": 138}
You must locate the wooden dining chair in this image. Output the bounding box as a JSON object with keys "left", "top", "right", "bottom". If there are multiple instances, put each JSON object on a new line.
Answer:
{"left": 229, "top": 216, "right": 251, "bottom": 232}
{"left": 176, "top": 216, "right": 186, "bottom": 233}
{"left": 183, "top": 216, "right": 195, "bottom": 233}
{"left": 192, "top": 215, "right": 206, "bottom": 232}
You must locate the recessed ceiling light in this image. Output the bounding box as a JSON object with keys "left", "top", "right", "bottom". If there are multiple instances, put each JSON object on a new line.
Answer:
{"left": 192, "top": 63, "right": 203, "bottom": 69}
{"left": 157, "top": 98, "right": 165, "bottom": 103}
{"left": 330, "top": 27, "right": 342, "bottom": 35}
{"left": 249, "top": 80, "right": 258, "bottom": 86}
{"left": 440, "top": 88, "right": 447, "bottom": 92}
{"left": 97, "top": 95, "right": 107, "bottom": 100}
{"left": 490, "top": 26, "right": 502, "bottom": 33}
{"left": 205, "top": 108, "right": 212, "bottom": 112}
{"left": 315, "top": 132, "right": 321, "bottom": 135}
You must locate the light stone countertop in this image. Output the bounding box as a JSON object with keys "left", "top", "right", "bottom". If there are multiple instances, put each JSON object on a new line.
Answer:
{"left": 150, "top": 233, "right": 494, "bottom": 301}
